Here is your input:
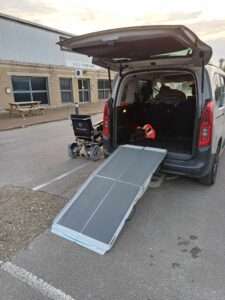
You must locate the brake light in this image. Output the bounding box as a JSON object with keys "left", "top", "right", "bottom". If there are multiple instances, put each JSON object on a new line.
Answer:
{"left": 103, "top": 101, "right": 110, "bottom": 137}
{"left": 198, "top": 102, "right": 213, "bottom": 147}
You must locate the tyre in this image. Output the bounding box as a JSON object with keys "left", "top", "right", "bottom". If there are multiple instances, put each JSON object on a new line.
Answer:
{"left": 68, "top": 143, "right": 79, "bottom": 158}
{"left": 90, "top": 145, "right": 101, "bottom": 161}
{"left": 199, "top": 145, "right": 220, "bottom": 186}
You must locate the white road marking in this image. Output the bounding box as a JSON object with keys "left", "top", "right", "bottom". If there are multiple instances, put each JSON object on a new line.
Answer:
{"left": 32, "top": 162, "right": 92, "bottom": 191}
{"left": 1, "top": 261, "right": 75, "bottom": 300}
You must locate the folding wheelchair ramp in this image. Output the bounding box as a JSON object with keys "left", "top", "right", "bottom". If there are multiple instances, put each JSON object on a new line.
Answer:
{"left": 52, "top": 145, "right": 167, "bottom": 255}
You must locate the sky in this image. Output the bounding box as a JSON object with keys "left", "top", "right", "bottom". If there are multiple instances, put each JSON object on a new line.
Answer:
{"left": 0, "top": 0, "right": 225, "bottom": 65}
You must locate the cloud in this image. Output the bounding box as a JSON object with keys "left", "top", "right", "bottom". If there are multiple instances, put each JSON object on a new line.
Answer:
{"left": 67, "top": 9, "right": 203, "bottom": 30}
{"left": 0, "top": 0, "right": 57, "bottom": 23}
{"left": 67, "top": 7, "right": 118, "bottom": 26}
{"left": 70, "top": 8, "right": 102, "bottom": 22}
{"left": 135, "top": 11, "right": 202, "bottom": 24}
{"left": 189, "top": 19, "right": 225, "bottom": 39}
{"left": 65, "top": 9, "right": 204, "bottom": 34}
{"left": 1, "top": 0, "right": 224, "bottom": 63}
{"left": 0, "top": 0, "right": 55, "bottom": 13}
{"left": 206, "top": 37, "right": 225, "bottom": 62}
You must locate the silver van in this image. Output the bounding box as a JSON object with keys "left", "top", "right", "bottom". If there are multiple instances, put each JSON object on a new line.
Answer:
{"left": 60, "top": 25, "right": 225, "bottom": 185}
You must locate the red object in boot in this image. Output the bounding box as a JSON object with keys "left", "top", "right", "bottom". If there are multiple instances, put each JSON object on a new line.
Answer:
{"left": 143, "top": 124, "right": 156, "bottom": 139}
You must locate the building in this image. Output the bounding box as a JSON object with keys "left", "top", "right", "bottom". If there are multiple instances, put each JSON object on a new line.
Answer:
{"left": 0, "top": 13, "right": 111, "bottom": 110}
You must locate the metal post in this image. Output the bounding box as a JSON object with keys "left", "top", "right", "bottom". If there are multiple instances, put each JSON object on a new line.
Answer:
{"left": 219, "top": 58, "right": 225, "bottom": 69}
{"left": 75, "top": 102, "right": 79, "bottom": 114}
{"left": 108, "top": 67, "right": 112, "bottom": 94}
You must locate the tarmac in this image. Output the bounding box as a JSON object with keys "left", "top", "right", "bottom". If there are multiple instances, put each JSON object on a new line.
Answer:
{"left": 1, "top": 114, "right": 225, "bottom": 299}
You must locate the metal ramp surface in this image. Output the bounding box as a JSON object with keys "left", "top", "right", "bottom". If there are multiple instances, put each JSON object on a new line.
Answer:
{"left": 52, "top": 145, "right": 167, "bottom": 255}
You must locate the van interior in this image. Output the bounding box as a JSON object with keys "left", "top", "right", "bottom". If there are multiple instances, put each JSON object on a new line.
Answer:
{"left": 116, "top": 71, "right": 197, "bottom": 157}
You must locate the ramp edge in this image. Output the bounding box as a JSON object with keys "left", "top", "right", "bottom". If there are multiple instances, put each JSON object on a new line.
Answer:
{"left": 52, "top": 224, "right": 109, "bottom": 255}
{"left": 52, "top": 145, "right": 167, "bottom": 255}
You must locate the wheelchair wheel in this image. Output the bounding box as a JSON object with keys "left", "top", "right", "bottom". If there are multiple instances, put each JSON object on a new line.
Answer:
{"left": 68, "top": 143, "right": 79, "bottom": 158}
{"left": 90, "top": 145, "right": 101, "bottom": 161}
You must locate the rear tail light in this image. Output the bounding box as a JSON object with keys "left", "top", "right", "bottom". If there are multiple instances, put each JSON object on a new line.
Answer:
{"left": 103, "top": 101, "right": 110, "bottom": 137}
{"left": 198, "top": 102, "right": 213, "bottom": 147}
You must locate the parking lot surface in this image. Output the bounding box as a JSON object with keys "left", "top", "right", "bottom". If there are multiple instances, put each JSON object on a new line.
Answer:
{"left": 0, "top": 115, "right": 102, "bottom": 196}
{"left": 1, "top": 117, "right": 225, "bottom": 300}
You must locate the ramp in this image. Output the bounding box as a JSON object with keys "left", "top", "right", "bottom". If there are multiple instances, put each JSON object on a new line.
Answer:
{"left": 52, "top": 145, "right": 167, "bottom": 255}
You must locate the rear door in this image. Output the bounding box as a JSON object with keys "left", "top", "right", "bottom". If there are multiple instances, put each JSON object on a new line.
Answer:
{"left": 59, "top": 25, "right": 212, "bottom": 71}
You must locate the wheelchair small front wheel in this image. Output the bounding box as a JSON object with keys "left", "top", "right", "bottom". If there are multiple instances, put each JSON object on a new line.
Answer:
{"left": 68, "top": 143, "right": 79, "bottom": 158}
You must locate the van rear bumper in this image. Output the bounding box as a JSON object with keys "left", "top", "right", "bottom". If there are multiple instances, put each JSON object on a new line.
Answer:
{"left": 161, "top": 146, "right": 214, "bottom": 178}
{"left": 104, "top": 140, "right": 214, "bottom": 178}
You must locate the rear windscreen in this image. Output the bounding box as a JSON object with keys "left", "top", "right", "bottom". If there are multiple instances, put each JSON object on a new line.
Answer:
{"left": 119, "top": 72, "right": 195, "bottom": 106}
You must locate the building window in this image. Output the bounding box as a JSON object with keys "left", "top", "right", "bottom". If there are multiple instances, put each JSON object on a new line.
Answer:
{"left": 98, "top": 80, "right": 110, "bottom": 100}
{"left": 11, "top": 76, "right": 49, "bottom": 104}
{"left": 60, "top": 78, "right": 73, "bottom": 103}
{"left": 78, "top": 79, "right": 90, "bottom": 102}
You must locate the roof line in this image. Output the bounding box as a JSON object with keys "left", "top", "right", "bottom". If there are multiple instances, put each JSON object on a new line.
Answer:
{"left": 0, "top": 12, "right": 75, "bottom": 37}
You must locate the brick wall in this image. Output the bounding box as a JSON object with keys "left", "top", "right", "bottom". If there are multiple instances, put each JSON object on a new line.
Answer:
{"left": 0, "top": 62, "right": 112, "bottom": 109}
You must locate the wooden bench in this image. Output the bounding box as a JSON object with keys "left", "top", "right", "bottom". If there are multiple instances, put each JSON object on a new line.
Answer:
{"left": 8, "top": 101, "right": 46, "bottom": 119}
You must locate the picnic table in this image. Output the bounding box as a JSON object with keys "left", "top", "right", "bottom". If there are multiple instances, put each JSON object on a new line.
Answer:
{"left": 8, "top": 101, "right": 46, "bottom": 119}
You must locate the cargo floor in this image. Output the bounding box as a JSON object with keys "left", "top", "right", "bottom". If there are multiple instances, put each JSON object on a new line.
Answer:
{"left": 129, "top": 136, "right": 192, "bottom": 154}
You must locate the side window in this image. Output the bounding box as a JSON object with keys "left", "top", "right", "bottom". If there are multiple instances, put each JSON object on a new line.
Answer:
{"left": 164, "top": 81, "right": 193, "bottom": 97}
{"left": 214, "top": 74, "right": 225, "bottom": 107}
{"left": 152, "top": 81, "right": 162, "bottom": 98}
{"left": 220, "top": 76, "right": 225, "bottom": 107}
{"left": 135, "top": 80, "right": 148, "bottom": 102}
{"left": 121, "top": 84, "right": 128, "bottom": 103}
{"left": 120, "top": 81, "right": 137, "bottom": 105}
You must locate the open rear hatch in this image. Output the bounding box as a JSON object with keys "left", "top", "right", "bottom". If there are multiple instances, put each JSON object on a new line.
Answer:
{"left": 58, "top": 25, "right": 212, "bottom": 71}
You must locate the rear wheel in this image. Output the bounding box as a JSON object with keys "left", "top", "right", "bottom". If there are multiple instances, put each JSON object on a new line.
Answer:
{"left": 90, "top": 145, "right": 101, "bottom": 161}
{"left": 199, "top": 145, "right": 220, "bottom": 186}
{"left": 68, "top": 143, "right": 79, "bottom": 158}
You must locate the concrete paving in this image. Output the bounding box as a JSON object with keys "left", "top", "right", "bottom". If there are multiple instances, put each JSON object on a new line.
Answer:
{"left": 0, "top": 269, "right": 48, "bottom": 300}
{"left": 1, "top": 118, "right": 225, "bottom": 299}
{"left": 0, "top": 102, "right": 105, "bottom": 131}
{"left": 0, "top": 114, "right": 102, "bottom": 190}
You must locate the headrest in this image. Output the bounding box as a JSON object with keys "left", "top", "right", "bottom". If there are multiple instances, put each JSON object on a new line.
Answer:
{"left": 155, "top": 87, "right": 186, "bottom": 107}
